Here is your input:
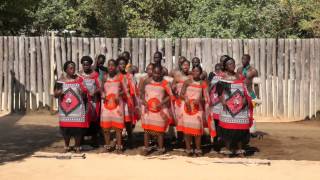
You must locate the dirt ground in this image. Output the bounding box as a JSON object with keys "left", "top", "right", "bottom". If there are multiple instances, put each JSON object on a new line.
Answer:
{"left": 0, "top": 112, "right": 320, "bottom": 179}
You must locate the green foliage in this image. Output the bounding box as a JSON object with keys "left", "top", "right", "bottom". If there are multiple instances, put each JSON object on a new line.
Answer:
{"left": 0, "top": 0, "right": 319, "bottom": 37}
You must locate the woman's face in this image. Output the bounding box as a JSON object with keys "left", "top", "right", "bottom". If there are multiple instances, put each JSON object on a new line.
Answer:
{"left": 118, "top": 60, "right": 126, "bottom": 72}
{"left": 146, "top": 65, "right": 153, "bottom": 77}
{"left": 152, "top": 67, "right": 163, "bottom": 82}
{"left": 226, "top": 60, "right": 236, "bottom": 72}
{"left": 108, "top": 61, "right": 116, "bottom": 73}
{"left": 181, "top": 61, "right": 190, "bottom": 73}
{"left": 192, "top": 67, "right": 201, "bottom": 80}
{"left": 82, "top": 61, "right": 92, "bottom": 73}
{"left": 66, "top": 63, "right": 76, "bottom": 76}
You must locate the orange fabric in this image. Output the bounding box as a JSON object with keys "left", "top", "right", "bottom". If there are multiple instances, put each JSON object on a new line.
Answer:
{"left": 176, "top": 126, "right": 203, "bottom": 136}
{"left": 100, "top": 121, "right": 124, "bottom": 129}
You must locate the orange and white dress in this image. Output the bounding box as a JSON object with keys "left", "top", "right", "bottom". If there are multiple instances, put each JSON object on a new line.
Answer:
{"left": 100, "top": 74, "right": 131, "bottom": 129}
{"left": 122, "top": 73, "right": 139, "bottom": 124}
{"left": 142, "top": 80, "right": 174, "bottom": 133}
{"left": 174, "top": 75, "right": 191, "bottom": 128}
{"left": 177, "top": 80, "right": 211, "bottom": 136}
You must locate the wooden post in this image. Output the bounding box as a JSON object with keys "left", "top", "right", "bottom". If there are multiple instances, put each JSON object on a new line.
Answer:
{"left": 3, "top": 37, "right": 8, "bottom": 111}
{"left": 82, "top": 38, "right": 89, "bottom": 57}
{"left": 310, "top": 39, "right": 315, "bottom": 118}
{"left": 78, "top": 38, "right": 83, "bottom": 71}
{"left": 36, "top": 37, "right": 43, "bottom": 109}
{"left": 138, "top": 38, "right": 146, "bottom": 72}
{"left": 145, "top": 38, "right": 151, "bottom": 67}
{"left": 90, "top": 38, "right": 95, "bottom": 59}
{"left": 259, "top": 39, "right": 267, "bottom": 116}
{"left": 99, "top": 38, "right": 106, "bottom": 58}
{"left": 0, "top": 37, "right": 3, "bottom": 110}
{"left": 151, "top": 39, "right": 157, "bottom": 58}
{"left": 25, "top": 37, "right": 31, "bottom": 112}
{"left": 132, "top": 38, "right": 139, "bottom": 68}
{"left": 266, "top": 39, "right": 273, "bottom": 116}
{"left": 277, "top": 39, "right": 284, "bottom": 117}
{"left": 203, "top": 38, "right": 212, "bottom": 72}
{"left": 157, "top": 39, "right": 164, "bottom": 56}
{"left": 94, "top": 37, "right": 100, "bottom": 57}
{"left": 30, "top": 37, "right": 37, "bottom": 110}
{"left": 112, "top": 38, "right": 119, "bottom": 59}
{"left": 105, "top": 38, "right": 112, "bottom": 61}
{"left": 60, "top": 37, "right": 66, "bottom": 66}
{"left": 165, "top": 38, "right": 173, "bottom": 71}
{"left": 227, "top": 39, "right": 233, "bottom": 58}
{"left": 8, "top": 36, "right": 14, "bottom": 112}
{"left": 71, "top": 37, "right": 78, "bottom": 67}
{"left": 195, "top": 38, "right": 202, "bottom": 61}
{"left": 294, "top": 39, "right": 301, "bottom": 118}
{"left": 232, "top": 39, "right": 240, "bottom": 66}
{"left": 304, "top": 39, "right": 311, "bottom": 119}
{"left": 40, "top": 37, "right": 50, "bottom": 108}
{"left": 315, "top": 39, "right": 320, "bottom": 116}
{"left": 55, "top": 37, "right": 62, "bottom": 80}
{"left": 14, "top": 37, "right": 19, "bottom": 112}
{"left": 50, "top": 33, "right": 55, "bottom": 110}
{"left": 174, "top": 38, "right": 181, "bottom": 69}
{"left": 288, "top": 39, "right": 295, "bottom": 118}
{"left": 66, "top": 37, "right": 71, "bottom": 61}
{"left": 181, "top": 38, "right": 187, "bottom": 58}
{"left": 271, "top": 39, "right": 277, "bottom": 117}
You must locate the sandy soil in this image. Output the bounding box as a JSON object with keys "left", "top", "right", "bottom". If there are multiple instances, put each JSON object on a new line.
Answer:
{"left": 0, "top": 112, "right": 320, "bottom": 179}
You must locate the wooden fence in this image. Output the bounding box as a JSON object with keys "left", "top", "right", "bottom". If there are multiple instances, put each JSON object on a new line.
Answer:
{"left": 0, "top": 36, "right": 319, "bottom": 120}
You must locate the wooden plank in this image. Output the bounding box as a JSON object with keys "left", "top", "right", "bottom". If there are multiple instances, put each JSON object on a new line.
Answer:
{"left": 294, "top": 39, "right": 301, "bottom": 118}
{"left": 55, "top": 37, "right": 63, "bottom": 78}
{"left": 36, "top": 37, "right": 43, "bottom": 109}
{"left": 165, "top": 38, "right": 173, "bottom": 71}
{"left": 300, "top": 39, "right": 306, "bottom": 118}
{"left": 283, "top": 39, "right": 289, "bottom": 117}
{"left": 203, "top": 38, "right": 212, "bottom": 72}
{"left": 145, "top": 38, "right": 151, "bottom": 67}
{"left": 222, "top": 39, "right": 228, "bottom": 55}
{"left": 211, "top": 39, "right": 218, "bottom": 65}
{"left": 14, "top": 37, "right": 19, "bottom": 112}
{"left": 309, "top": 39, "right": 315, "bottom": 118}
{"left": 315, "top": 39, "right": 320, "bottom": 116}
{"left": 25, "top": 37, "right": 31, "bottom": 112}
{"left": 277, "top": 39, "right": 284, "bottom": 116}
{"left": 259, "top": 39, "right": 267, "bottom": 116}
{"left": 266, "top": 39, "right": 273, "bottom": 116}
{"left": 288, "top": 39, "right": 295, "bottom": 118}
{"left": 112, "top": 38, "right": 119, "bottom": 59}
{"left": 138, "top": 38, "right": 146, "bottom": 72}
{"left": 94, "top": 37, "right": 101, "bottom": 57}
{"left": 174, "top": 38, "right": 181, "bottom": 69}
{"left": 66, "top": 37, "right": 71, "bottom": 61}
{"left": 90, "top": 38, "right": 95, "bottom": 59}
{"left": 3, "top": 37, "right": 8, "bottom": 111}
{"left": 227, "top": 39, "right": 233, "bottom": 58}
{"left": 105, "top": 38, "right": 112, "bottom": 61}
{"left": 8, "top": 36, "right": 14, "bottom": 112}
{"left": 83, "top": 38, "right": 90, "bottom": 56}
{"left": 254, "top": 39, "right": 260, "bottom": 74}
{"left": 132, "top": 38, "right": 139, "bottom": 68}
{"left": 188, "top": 39, "right": 196, "bottom": 61}
{"left": 151, "top": 39, "right": 157, "bottom": 60}
{"left": 243, "top": 39, "right": 249, "bottom": 54}
{"left": 181, "top": 38, "right": 187, "bottom": 58}
{"left": 239, "top": 39, "right": 244, "bottom": 64}
{"left": 78, "top": 38, "right": 83, "bottom": 71}
{"left": 71, "top": 37, "right": 78, "bottom": 68}
{"left": 30, "top": 37, "right": 37, "bottom": 110}
{"left": 0, "top": 37, "right": 3, "bottom": 110}
{"left": 271, "top": 39, "right": 277, "bottom": 117}
{"left": 248, "top": 39, "right": 255, "bottom": 69}
{"left": 304, "top": 39, "right": 311, "bottom": 119}
{"left": 195, "top": 38, "right": 202, "bottom": 61}
{"left": 60, "top": 37, "right": 66, "bottom": 67}
{"left": 40, "top": 37, "right": 50, "bottom": 108}
{"left": 232, "top": 39, "right": 240, "bottom": 66}
{"left": 99, "top": 38, "right": 106, "bottom": 57}
{"left": 157, "top": 39, "right": 164, "bottom": 56}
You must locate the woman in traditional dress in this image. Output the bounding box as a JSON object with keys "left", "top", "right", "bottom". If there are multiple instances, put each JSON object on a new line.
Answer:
{"left": 54, "top": 61, "right": 89, "bottom": 153}
{"left": 140, "top": 65, "right": 174, "bottom": 155}
{"left": 79, "top": 56, "right": 101, "bottom": 146}
{"left": 179, "top": 65, "right": 210, "bottom": 156}
{"left": 216, "top": 57, "right": 253, "bottom": 156}
{"left": 117, "top": 56, "right": 139, "bottom": 148}
{"left": 100, "top": 59, "right": 133, "bottom": 152}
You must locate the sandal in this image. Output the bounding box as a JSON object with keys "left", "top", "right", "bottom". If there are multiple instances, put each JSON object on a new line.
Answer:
{"left": 141, "top": 147, "right": 152, "bottom": 156}
{"left": 185, "top": 149, "right": 193, "bottom": 157}
{"left": 115, "top": 144, "right": 123, "bottom": 153}
{"left": 74, "top": 146, "right": 82, "bottom": 153}
{"left": 194, "top": 149, "right": 203, "bottom": 157}
{"left": 154, "top": 147, "right": 166, "bottom": 155}
{"left": 63, "top": 146, "right": 71, "bottom": 153}
{"left": 103, "top": 145, "right": 113, "bottom": 152}
{"left": 236, "top": 149, "right": 246, "bottom": 157}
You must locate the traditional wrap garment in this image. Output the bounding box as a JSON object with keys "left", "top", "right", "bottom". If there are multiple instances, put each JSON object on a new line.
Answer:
{"left": 122, "top": 73, "right": 139, "bottom": 124}
{"left": 100, "top": 74, "right": 131, "bottom": 129}
{"left": 217, "top": 79, "right": 254, "bottom": 145}
{"left": 57, "top": 76, "right": 89, "bottom": 129}
{"left": 177, "top": 80, "right": 210, "bottom": 136}
{"left": 208, "top": 72, "right": 223, "bottom": 137}
{"left": 141, "top": 79, "right": 174, "bottom": 133}
{"left": 173, "top": 74, "right": 191, "bottom": 128}
{"left": 79, "top": 71, "right": 101, "bottom": 123}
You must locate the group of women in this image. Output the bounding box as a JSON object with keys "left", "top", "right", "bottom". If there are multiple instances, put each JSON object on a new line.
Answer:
{"left": 54, "top": 51, "right": 254, "bottom": 157}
